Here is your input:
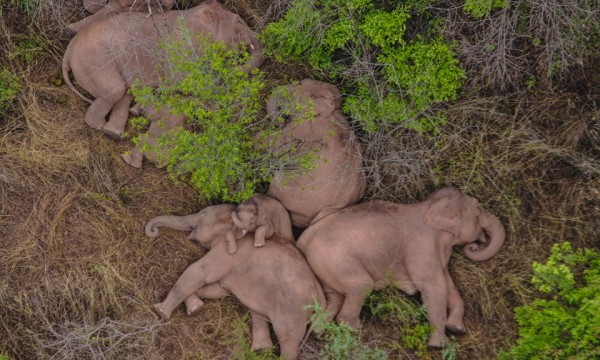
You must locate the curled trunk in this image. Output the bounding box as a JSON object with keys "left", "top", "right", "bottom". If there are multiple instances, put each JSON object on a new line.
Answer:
{"left": 464, "top": 210, "right": 506, "bottom": 261}
{"left": 144, "top": 213, "right": 202, "bottom": 237}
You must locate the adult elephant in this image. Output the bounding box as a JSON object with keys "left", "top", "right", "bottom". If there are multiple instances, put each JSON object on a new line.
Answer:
{"left": 67, "top": 0, "right": 177, "bottom": 35}
{"left": 297, "top": 187, "right": 506, "bottom": 348}
{"left": 266, "top": 79, "right": 366, "bottom": 228}
{"left": 145, "top": 204, "right": 324, "bottom": 360}
{"left": 62, "top": 0, "right": 264, "bottom": 140}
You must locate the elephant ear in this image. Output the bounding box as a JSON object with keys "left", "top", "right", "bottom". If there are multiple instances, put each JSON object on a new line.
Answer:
{"left": 424, "top": 196, "right": 462, "bottom": 237}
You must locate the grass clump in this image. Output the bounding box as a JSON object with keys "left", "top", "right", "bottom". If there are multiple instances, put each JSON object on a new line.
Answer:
{"left": 500, "top": 242, "right": 600, "bottom": 359}
{"left": 262, "top": 0, "right": 465, "bottom": 134}
{"left": 0, "top": 68, "right": 20, "bottom": 114}
{"left": 309, "top": 302, "right": 387, "bottom": 359}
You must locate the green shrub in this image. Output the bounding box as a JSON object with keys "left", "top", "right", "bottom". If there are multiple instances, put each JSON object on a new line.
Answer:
{"left": 309, "top": 302, "right": 388, "bottom": 359}
{"left": 500, "top": 242, "right": 600, "bottom": 359}
{"left": 262, "top": 0, "right": 465, "bottom": 134}
{"left": 0, "top": 68, "right": 20, "bottom": 113}
{"left": 130, "top": 30, "right": 314, "bottom": 202}
{"left": 463, "top": 0, "right": 507, "bottom": 19}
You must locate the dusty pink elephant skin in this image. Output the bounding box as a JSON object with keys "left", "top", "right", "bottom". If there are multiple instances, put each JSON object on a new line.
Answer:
{"left": 145, "top": 204, "right": 325, "bottom": 360}
{"left": 266, "top": 79, "right": 367, "bottom": 228}
{"left": 67, "top": 0, "right": 177, "bottom": 35}
{"left": 226, "top": 193, "right": 294, "bottom": 254}
{"left": 297, "top": 187, "right": 506, "bottom": 348}
{"left": 121, "top": 103, "right": 187, "bottom": 168}
{"left": 62, "top": 0, "right": 264, "bottom": 141}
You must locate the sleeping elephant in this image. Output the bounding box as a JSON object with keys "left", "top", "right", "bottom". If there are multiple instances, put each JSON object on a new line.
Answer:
{"left": 67, "top": 0, "right": 177, "bottom": 35}
{"left": 265, "top": 79, "right": 366, "bottom": 228}
{"left": 145, "top": 204, "right": 325, "bottom": 360}
{"left": 62, "top": 0, "right": 264, "bottom": 140}
{"left": 225, "top": 193, "right": 294, "bottom": 254}
{"left": 297, "top": 187, "right": 506, "bottom": 348}
{"left": 121, "top": 103, "right": 187, "bottom": 168}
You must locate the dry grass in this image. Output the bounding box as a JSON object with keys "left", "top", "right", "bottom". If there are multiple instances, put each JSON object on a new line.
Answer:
{"left": 1, "top": 1, "right": 599, "bottom": 359}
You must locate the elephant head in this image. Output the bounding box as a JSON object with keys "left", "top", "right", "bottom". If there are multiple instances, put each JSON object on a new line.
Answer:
{"left": 424, "top": 188, "right": 506, "bottom": 261}
{"left": 231, "top": 199, "right": 261, "bottom": 239}
{"left": 145, "top": 204, "right": 236, "bottom": 249}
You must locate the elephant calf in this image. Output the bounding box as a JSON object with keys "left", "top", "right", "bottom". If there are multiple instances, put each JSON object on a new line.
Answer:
{"left": 145, "top": 204, "right": 324, "bottom": 360}
{"left": 226, "top": 193, "right": 294, "bottom": 254}
{"left": 266, "top": 79, "right": 366, "bottom": 228}
{"left": 297, "top": 187, "right": 506, "bottom": 348}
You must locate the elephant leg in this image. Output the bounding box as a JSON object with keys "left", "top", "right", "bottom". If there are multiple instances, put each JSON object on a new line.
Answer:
{"left": 417, "top": 274, "right": 449, "bottom": 348}
{"left": 84, "top": 97, "right": 113, "bottom": 131}
{"left": 103, "top": 93, "right": 133, "bottom": 140}
{"left": 121, "top": 146, "right": 143, "bottom": 168}
{"left": 445, "top": 271, "right": 466, "bottom": 334}
{"left": 271, "top": 317, "right": 303, "bottom": 360}
{"left": 335, "top": 284, "right": 373, "bottom": 329}
{"left": 250, "top": 311, "right": 273, "bottom": 351}
{"left": 154, "top": 255, "right": 227, "bottom": 319}
{"left": 184, "top": 282, "right": 231, "bottom": 316}
{"left": 323, "top": 285, "right": 344, "bottom": 322}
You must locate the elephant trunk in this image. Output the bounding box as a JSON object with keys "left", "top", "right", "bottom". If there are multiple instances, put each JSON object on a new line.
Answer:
{"left": 231, "top": 211, "right": 243, "bottom": 228}
{"left": 144, "top": 213, "right": 201, "bottom": 238}
{"left": 464, "top": 210, "right": 505, "bottom": 261}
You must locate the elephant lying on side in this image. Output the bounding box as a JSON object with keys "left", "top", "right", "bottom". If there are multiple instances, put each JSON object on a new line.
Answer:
{"left": 145, "top": 204, "right": 325, "bottom": 360}
{"left": 266, "top": 79, "right": 367, "bottom": 228}
{"left": 62, "top": 0, "right": 264, "bottom": 140}
{"left": 67, "top": 0, "right": 177, "bottom": 35}
{"left": 121, "top": 103, "right": 187, "bottom": 168}
{"left": 297, "top": 187, "right": 506, "bottom": 348}
{"left": 226, "top": 193, "right": 294, "bottom": 254}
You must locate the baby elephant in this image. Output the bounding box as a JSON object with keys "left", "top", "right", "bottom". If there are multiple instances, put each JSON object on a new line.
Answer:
{"left": 225, "top": 194, "right": 294, "bottom": 254}
{"left": 145, "top": 204, "right": 325, "bottom": 360}
{"left": 67, "top": 0, "right": 177, "bottom": 35}
{"left": 121, "top": 103, "right": 187, "bottom": 168}
{"left": 297, "top": 187, "right": 506, "bottom": 348}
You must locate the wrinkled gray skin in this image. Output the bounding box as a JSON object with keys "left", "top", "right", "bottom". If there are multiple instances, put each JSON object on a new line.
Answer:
{"left": 266, "top": 79, "right": 366, "bottom": 228}
{"left": 62, "top": 0, "right": 264, "bottom": 140}
{"left": 145, "top": 204, "right": 325, "bottom": 360}
{"left": 226, "top": 193, "right": 294, "bottom": 254}
{"left": 121, "top": 103, "right": 186, "bottom": 168}
{"left": 67, "top": 0, "right": 177, "bottom": 35}
{"left": 297, "top": 187, "right": 506, "bottom": 348}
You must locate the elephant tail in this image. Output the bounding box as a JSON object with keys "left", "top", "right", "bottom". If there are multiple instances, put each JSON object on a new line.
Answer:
{"left": 62, "top": 51, "right": 94, "bottom": 104}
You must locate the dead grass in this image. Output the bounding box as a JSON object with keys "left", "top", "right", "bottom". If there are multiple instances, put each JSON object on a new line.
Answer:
{"left": 1, "top": 1, "right": 599, "bottom": 359}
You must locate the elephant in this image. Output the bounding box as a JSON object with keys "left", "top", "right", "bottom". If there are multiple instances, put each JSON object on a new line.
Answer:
{"left": 62, "top": 0, "right": 264, "bottom": 140}
{"left": 120, "top": 102, "right": 187, "bottom": 168}
{"left": 145, "top": 204, "right": 325, "bottom": 360}
{"left": 67, "top": 0, "right": 177, "bottom": 35}
{"left": 265, "top": 79, "right": 367, "bottom": 228}
{"left": 225, "top": 193, "right": 294, "bottom": 254}
{"left": 296, "top": 187, "right": 506, "bottom": 348}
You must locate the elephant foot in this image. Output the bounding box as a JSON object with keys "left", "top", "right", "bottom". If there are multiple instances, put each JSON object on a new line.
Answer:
{"left": 227, "top": 241, "right": 238, "bottom": 255}
{"left": 129, "top": 103, "right": 142, "bottom": 116}
{"left": 253, "top": 239, "right": 265, "bottom": 248}
{"left": 185, "top": 297, "right": 205, "bottom": 317}
{"left": 153, "top": 303, "right": 172, "bottom": 320}
{"left": 65, "top": 25, "right": 77, "bottom": 37}
{"left": 445, "top": 323, "right": 466, "bottom": 335}
{"left": 427, "top": 332, "right": 447, "bottom": 349}
{"left": 251, "top": 336, "right": 274, "bottom": 352}
{"left": 121, "top": 152, "right": 143, "bottom": 169}
{"left": 102, "top": 126, "right": 125, "bottom": 141}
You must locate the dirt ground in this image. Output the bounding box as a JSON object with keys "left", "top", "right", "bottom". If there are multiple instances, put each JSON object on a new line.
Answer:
{"left": 1, "top": 1, "right": 599, "bottom": 359}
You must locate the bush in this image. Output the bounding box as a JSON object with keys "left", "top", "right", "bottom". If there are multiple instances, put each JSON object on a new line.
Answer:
{"left": 0, "top": 68, "right": 20, "bottom": 114}
{"left": 130, "top": 31, "right": 301, "bottom": 202}
{"left": 262, "top": 0, "right": 465, "bottom": 134}
{"left": 500, "top": 242, "right": 600, "bottom": 359}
